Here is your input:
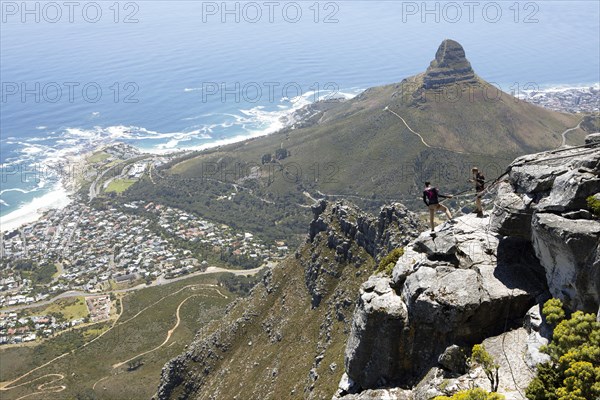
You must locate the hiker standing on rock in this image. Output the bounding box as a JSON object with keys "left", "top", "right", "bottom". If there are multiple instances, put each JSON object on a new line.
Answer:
{"left": 470, "top": 167, "right": 485, "bottom": 218}
{"left": 423, "top": 181, "right": 453, "bottom": 232}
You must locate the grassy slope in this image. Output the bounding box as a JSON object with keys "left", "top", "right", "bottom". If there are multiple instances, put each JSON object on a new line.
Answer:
{"left": 0, "top": 274, "right": 234, "bottom": 400}
{"left": 135, "top": 75, "right": 581, "bottom": 224}
{"left": 105, "top": 178, "right": 137, "bottom": 193}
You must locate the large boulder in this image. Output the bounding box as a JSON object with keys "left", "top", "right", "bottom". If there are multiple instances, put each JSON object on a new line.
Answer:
{"left": 489, "top": 181, "right": 534, "bottom": 239}
{"left": 585, "top": 132, "right": 600, "bottom": 146}
{"left": 531, "top": 213, "right": 600, "bottom": 312}
{"left": 344, "top": 216, "right": 546, "bottom": 390}
{"left": 490, "top": 139, "right": 600, "bottom": 312}
{"left": 344, "top": 276, "right": 408, "bottom": 388}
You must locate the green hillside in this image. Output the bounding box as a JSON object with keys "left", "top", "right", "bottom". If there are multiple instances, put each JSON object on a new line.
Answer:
{"left": 124, "top": 41, "right": 582, "bottom": 244}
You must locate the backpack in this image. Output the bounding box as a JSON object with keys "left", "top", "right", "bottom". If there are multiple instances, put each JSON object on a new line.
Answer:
{"left": 424, "top": 187, "right": 437, "bottom": 203}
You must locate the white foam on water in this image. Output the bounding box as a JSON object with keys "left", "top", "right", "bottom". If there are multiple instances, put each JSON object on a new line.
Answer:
{"left": 2, "top": 86, "right": 364, "bottom": 227}
{"left": 0, "top": 181, "right": 71, "bottom": 233}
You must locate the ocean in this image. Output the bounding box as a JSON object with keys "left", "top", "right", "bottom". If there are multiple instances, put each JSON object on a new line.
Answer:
{"left": 1, "top": 0, "right": 599, "bottom": 231}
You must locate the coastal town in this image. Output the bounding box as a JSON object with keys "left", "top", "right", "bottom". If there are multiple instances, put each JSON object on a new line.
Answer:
{"left": 519, "top": 85, "right": 599, "bottom": 113}
{"left": 0, "top": 295, "right": 111, "bottom": 346}
{"left": 0, "top": 196, "right": 288, "bottom": 345}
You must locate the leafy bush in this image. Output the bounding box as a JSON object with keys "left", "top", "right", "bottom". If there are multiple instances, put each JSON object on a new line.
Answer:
{"left": 376, "top": 248, "right": 404, "bottom": 276}
{"left": 526, "top": 298, "right": 600, "bottom": 400}
{"left": 434, "top": 387, "right": 505, "bottom": 400}
{"left": 471, "top": 344, "right": 500, "bottom": 392}
{"left": 543, "top": 298, "right": 566, "bottom": 326}
{"left": 586, "top": 195, "right": 600, "bottom": 217}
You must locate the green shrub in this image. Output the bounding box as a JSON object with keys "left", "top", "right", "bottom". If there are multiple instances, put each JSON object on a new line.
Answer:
{"left": 526, "top": 298, "right": 600, "bottom": 400}
{"left": 586, "top": 195, "right": 600, "bottom": 217}
{"left": 471, "top": 344, "right": 500, "bottom": 392}
{"left": 543, "top": 298, "right": 566, "bottom": 326}
{"left": 376, "top": 248, "right": 404, "bottom": 276}
{"left": 434, "top": 388, "right": 505, "bottom": 400}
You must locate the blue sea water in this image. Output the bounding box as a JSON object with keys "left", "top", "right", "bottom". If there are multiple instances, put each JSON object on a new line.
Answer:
{"left": 1, "top": 1, "right": 599, "bottom": 229}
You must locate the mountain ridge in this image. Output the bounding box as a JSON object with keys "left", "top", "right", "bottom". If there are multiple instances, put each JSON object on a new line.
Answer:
{"left": 133, "top": 39, "right": 583, "bottom": 224}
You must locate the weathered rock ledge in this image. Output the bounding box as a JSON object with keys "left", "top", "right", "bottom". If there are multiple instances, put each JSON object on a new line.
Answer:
{"left": 490, "top": 142, "right": 600, "bottom": 312}
{"left": 341, "top": 215, "right": 547, "bottom": 394}
{"left": 338, "top": 138, "right": 599, "bottom": 398}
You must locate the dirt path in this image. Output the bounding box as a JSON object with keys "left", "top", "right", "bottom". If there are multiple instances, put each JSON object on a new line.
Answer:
{"left": 558, "top": 119, "right": 584, "bottom": 147}
{"left": 112, "top": 294, "right": 199, "bottom": 369}
{"left": 91, "top": 375, "right": 109, "bottom": 391}
{"left": 384, "top": 106, "right": 433, "bottom": 148}
{"left": 10, "top": 374, "right": 66, "bottom": 400}
{"left": 0, "top": 297, "right": 124, "bottom": 397}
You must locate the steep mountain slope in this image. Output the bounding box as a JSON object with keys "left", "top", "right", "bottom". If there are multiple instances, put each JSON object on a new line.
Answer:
{"left": 155, "top": 202, "right": 424, "bottom": 400}
{"left": 156, "top": 137, "right": 599, "bottom": 400}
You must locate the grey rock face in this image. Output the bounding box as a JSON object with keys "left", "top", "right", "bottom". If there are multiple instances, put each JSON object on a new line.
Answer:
{"left": 344, "top": 216, "right": 546, "bottom": 389}
{"left": 489, "top": 181, "right": 533, "bottom": 239}
{"left": 344, "top": 276, "right": 408, "bottom": 388}
{"left": 585, "top": 132, "right": 600, "bottom": 146}
{"left": 531, "top": 213, "right": 600, "bottom": 312}
{"left": 340, "top": 138, "right": 600, "bottom": 396}
{"left": 491, "top": 139, "right": 600, "bottom": 313}
{"left": 423, "top": 39, "right": 478, "bottom": 90}
{"left": 305, "top": 201, "right": 423, "bottom": 308}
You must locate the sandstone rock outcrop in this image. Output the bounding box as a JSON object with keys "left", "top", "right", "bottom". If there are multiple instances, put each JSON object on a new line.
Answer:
{"left": 490, "top": 141, "right": 600, "bottom": 312}
{"left": 340, "top": 137, "right": 599, "bottom": 397}
{"left": 422, "top": 39, "right": 478, "bottom": 90}
{"left": 307, "top": 201, "right": 422, "bottom": 308}
{"left": 343, "top": 215, "right": 547, "bottom": 391}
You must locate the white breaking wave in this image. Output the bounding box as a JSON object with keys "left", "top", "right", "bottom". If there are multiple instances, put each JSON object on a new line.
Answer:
{"left": 0, "top": 187, "right": 39, "bottom": 196}
{"left": 1, "top": 86, "right": 363, "bottom": 230}
{"left": 0, "top": 181, "right": 71, "bottom": 233}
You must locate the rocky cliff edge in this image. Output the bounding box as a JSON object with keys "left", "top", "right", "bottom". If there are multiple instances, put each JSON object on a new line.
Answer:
{"left": 339, "top": 137, "right": 599, "bottom": 399}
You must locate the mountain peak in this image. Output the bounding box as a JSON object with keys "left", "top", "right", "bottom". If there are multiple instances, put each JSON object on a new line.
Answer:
{"left": 423, "top": 39, "right": 477, "bottom": 89}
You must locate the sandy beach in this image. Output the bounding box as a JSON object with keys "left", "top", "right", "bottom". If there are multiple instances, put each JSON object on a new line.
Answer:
{"left": 0, "top": 151, "right": 92, "bottom": 234}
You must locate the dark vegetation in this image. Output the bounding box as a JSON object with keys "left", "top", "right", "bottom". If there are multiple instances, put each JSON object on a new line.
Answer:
{"left": 10, "top": 260, "right": 57, "bottom": 285}
{"left": 217, "top": 269, "right": 267, "bottom": 296}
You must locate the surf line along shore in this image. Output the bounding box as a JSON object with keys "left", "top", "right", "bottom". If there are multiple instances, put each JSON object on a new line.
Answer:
{"left": 0, "top": 152, "right": 89, "bottom": 234}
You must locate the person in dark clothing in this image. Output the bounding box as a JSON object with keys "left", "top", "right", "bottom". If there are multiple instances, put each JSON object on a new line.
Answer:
{"left": 470, "top": 167, "right": 485, "bottom": 217}
{"left": 423, "top": 181, "right": 453, "bottom": 232}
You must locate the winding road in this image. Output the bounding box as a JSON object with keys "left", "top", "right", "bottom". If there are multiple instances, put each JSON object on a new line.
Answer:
{"left": 558, "top": 119, "right": 584, "bottom": 148}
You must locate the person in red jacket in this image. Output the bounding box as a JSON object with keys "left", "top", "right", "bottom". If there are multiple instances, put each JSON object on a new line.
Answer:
{"left": 423, "top": 181, "right": 454, "bottom": 232}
